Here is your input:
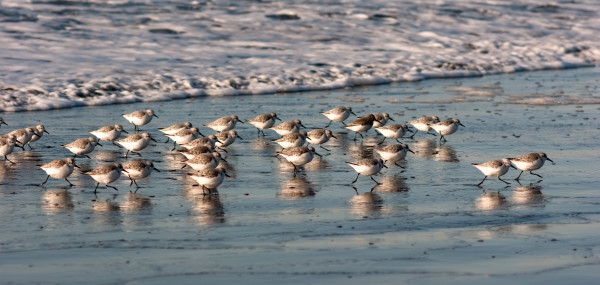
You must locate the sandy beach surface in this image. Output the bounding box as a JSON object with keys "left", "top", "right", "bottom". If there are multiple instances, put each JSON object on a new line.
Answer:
{"left": 0, "top": 66, "right": 599, "bottom": 284}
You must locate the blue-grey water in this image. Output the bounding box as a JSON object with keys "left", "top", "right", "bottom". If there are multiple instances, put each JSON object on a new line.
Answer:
{"left": 0, "top": 66, "right": 599, "bottom": 284}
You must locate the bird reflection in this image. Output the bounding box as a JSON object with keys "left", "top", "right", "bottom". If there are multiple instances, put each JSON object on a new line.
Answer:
{"left": 277, "top": 176, "right": 316, "bottom": 198}
{"left": 304, "top": 157, "right": 330, "bottom": 171}
{"left": 349, "top": 188, "right": 383, "bottom": 216}
{"left": 474, "top": 191, "right": 507, "bottom": 211}
{"left": 92, "top": 150, "right": 120, "bottom": 162}
{"left": 511, "top": 184, "right": 544, "bottom": 205}
{"left": 191, "top": 195, "right": 225, "bottom": 225}
{"left": 12, "top": 150, "right": 42, "bottom": 168}
{"left": 347, "top": 143, "right": 374, "bottom": 160}
{"left": 120, "top": 193, "right": 152, "bottom": 213}
{"left": 251, "top": 137, "right": 276, "bottom": 152}
{"left": 411, "top": 139, "right": 437, "bottom": 160}
{"left": 433, "top": 143, "right": 458, "bottom": 162}
{"left": 0, "top": 161, "right": 16, "bottom": 184}
{"left": 92, "top": 199, "right": 120, "bottom": 212}
{"left": 373, "top": 174, "right": 409, "bottom": 193}
{"left": 41, "top": 189, "right": 74, "bottom": 213}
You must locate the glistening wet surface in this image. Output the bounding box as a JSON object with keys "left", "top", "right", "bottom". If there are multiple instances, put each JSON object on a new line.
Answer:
{"left": 0, "top": 67, "right": 599, "bottom": 284}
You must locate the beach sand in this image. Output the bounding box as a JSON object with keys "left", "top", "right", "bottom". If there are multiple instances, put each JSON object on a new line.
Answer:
{"left": 0, "top": 67, "right": 599, "bottom": 284}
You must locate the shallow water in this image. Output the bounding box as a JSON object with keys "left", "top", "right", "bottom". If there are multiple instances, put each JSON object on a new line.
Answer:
{"left": 0, "top": 67, "right": 599, "bottom": 284}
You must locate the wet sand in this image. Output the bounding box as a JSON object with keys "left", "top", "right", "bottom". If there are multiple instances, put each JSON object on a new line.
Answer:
{"left": 0, "top": 67, "right": 599, "bottom": 284}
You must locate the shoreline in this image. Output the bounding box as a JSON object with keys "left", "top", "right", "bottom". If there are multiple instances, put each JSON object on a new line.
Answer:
{"left": 0, "top": 63, "right": 597, "bottom": 113}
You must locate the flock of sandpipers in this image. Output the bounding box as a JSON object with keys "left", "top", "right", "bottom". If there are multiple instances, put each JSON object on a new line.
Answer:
{"left": 0, "top": 106, "right": 553, "bottom": 194}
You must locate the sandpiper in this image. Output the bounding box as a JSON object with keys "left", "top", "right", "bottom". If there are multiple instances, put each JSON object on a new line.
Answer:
{"left": 374, "top": 144, "right": 414, "bottom": 167}
{"left": 320, "top": 106, "right": 356, "bottom": 127}
{"left": 346, "top": 158, "right": 387, "bottom": 184}
{"left": 27, "top": 125, "right": 49, "bottom": 148}
{"left": 372, "top": 113, "right": 394, "bottom": 128}
{"left": 188, "top": 168, "right": 229, "bottom": 194}
{"left": 122, "top": 159, "right": 160, "bottom": 190}
{"left": 342, "top": 114, "right": 379, "bottom": 140}
{"left": 247, "top": 113, "right": 281, "bottom": 136}
{"left": 180, "top": 135, "right": 218, "bottom": 149}
{"left": 306, "top": 129, "right": 336, "bottom": 151}
{"left": 39, "top": 158, "right": 79, "bottom": 187}
{"left": 158, "top": 122, "right": 193, "bottom": 135}
{"left": 472, "top": 158, "right": 515, "bottom": 186}
{"left": 509, "top": 153, "right": 554, "bottom": 180}
{"left": 178, "top": 145, "right": 215, "bottom": 160}
{"left": 375, "top": 124, "right": 412, "bottom": 145}
{"left": 0, "top": 135, "right": 19, "bottom": 164}
{"left": 273, "top": 131, "right": 307, "bottom": 149}
{"left": 122, "top": 109, "right": 158, "bottom": 131}
{"left": 270, "top": 119, "right": 306, "bottom": 136}
{"left": 277, "top": 146, "right": 320, "bottom": 176}
{"left": 166, "top": 127, "right": 203, "bottom": 150}
{"left": 116, "top": 132, "right": 156, "bottom": 158}
{"left": 182, "top": 152, "right": 222, "bottom": 171}
{"left": 61, "top": 137, "right": 102, "bottom": 159}
{"left": 90, "top": 124, "right": 128, "bottom": 147}
{"left": 429, "top": 118, "right": 464, "bottom": 142}
{"left": 204, "top": 115, "right": 243, "bottom": 132}
{"left": 215, "top": 130, "right": 243, "bottom": 148}
{"left": 9, "top": 127, "right": 38, "bottom": 150}
{"left": 83, "top": 163, "right": 126, "bottom": 193}
{"left": 407, "top": 116, "right": 440, "bottom": 138}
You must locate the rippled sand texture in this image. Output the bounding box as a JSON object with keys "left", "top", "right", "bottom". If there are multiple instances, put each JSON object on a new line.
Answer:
{"left": 0, "top": 68, "right": 599, "bottom": 284}
{"left": 1, "top": 0, "right": 600, "bottom": 111}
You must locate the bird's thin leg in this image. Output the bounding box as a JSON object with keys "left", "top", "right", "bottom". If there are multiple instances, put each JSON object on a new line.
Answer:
{"left": 515, "top": 171, "right": 524, "bottom": 180}
{"left": 40, "top": 175, "right": 50, "bottom": 186}
{"left": 351, "top": 173, "right": 360, "bottom": 184}
{"left": 370, "top": 176, "right": 381, "bottom": 185}
{"left": 106, "top": 184, "right": 118, "bottom": 191}
{"left": 529, "top": 171, "right": 543, "bottom": 178}
{"left": 477, "top": 176, "right": 487, "bottom": 186}
{"left": 498, "top": 177, "right": 511, "bottom": 185}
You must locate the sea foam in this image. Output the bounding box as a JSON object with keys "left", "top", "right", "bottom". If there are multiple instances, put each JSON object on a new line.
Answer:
{"left": 1, "top": 0, "right": 599, "bottom": 112}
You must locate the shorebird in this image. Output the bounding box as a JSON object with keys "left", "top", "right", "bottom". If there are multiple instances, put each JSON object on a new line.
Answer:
{"left": 90, "top": 124, "right": 127, "bottom": 147}
{"left": 39, "top": 158, "right": 79, "bottom": 187}
{"left": 0, "top": 135, "right": 19, "bottom": 164}
{"left": 472, "top": 158, "right": 516, "bottom": 186}
{"left": 342, "top": 114, "right": 379, "bottom": 140}
{"left": 429, "top": 118, "right": 465, "bottom": 142}
{"left": 116, "top": 132, "right": 156, "bottom": 158}
{"left": 306, "top": 129, "right": 336, "bottom": 151}
{"left": 27, "top": 125, "right": 49, "bottom": 148}
{"left": 372, "top": 113, "right": 394, "bottom": 128}
{"left": 204, "top": 115, "right": 243, "bottom": 132}
{"left": 270, "top": 119, "right": 306, "bottom": 136}
{"left": 374, "top": 144, "right": 414, "bottom": 167}
{"left": 346, "top": 158, "right": 387, "bottom": 184}
{"left": 277, "top": 146, "right": 320, "bottom": 176}
{"left": 61, "top": 137, "right": 102, "bottom": 159}
{"left": 122, "top": 109, "right": 158, "bottom": 131}
{"left": 83, "top": 163, "right": 126, "bottom": 193}
{"left": 247, "top": 113, "right": 281, "bottom": 136}
{"left": 407, "top": 115, "right": 440, "bottom": 138}
{"left": 122, "top": 159, "right": 160, "bottom": 190}
{"left": 375, "top": 124, "right": 412, "bottom": 145}
{"left": 320, "top": 106, "right": 356, "bottom": 127}
{"left": 509, "top": 153, "right": 554, "bottom": 181}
